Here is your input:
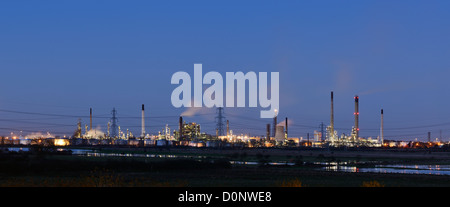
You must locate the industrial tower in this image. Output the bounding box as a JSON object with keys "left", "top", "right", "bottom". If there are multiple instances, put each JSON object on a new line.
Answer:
{"left": 380, "top": 109, "right": 384, "bottom": 145}
{"left": 89, "top": 108, "right": 93, "bottom": 131}
{"left": 72, "top": 119, "right": 82, "bottom": 138}
{"left": 110, "top": 108, "right": 118, "bottom": 138}
{"left": 141, "top": 104, "right": 145, "bottom": 138}
{"left": 216, "top": 107, "right": 225, "bottom": 136}
{"left": 273, "top": 109, "right": 278, "bottom": 137}
{"left": 354, "top": 95, "right": 359, "bottom": 140}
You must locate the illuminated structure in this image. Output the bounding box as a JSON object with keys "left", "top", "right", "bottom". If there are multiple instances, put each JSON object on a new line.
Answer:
{"left": 273, "top": 109, "right": 278, "bottom": 137}
{"left": 354, "top": 95, "right": 359, "bottom": 140}
{"left": 325, "top": 92, "right": 381, "bottom": 147}
{"left": 274, "top": 125, "right": 285, "bottom": 144}
{"left": 72, "top": 119, "right": 82, "bottom": 138}
{"left": 226, "top": 120, "right": 230, "bottom": 137}
{"left": 326, "top": 91, "right": 339, "bottom": 145}
{"left": 216, "top": 107, "right": 225, "bottom": 136}
{"left": 3, "top": 92, "right": 397, "bottom": 148}
{"left": 174, "top": 121, "right": 201, "bottom": 141}
{"left": 179, "top": 116, "right": 183, "bottom": 140}
{"left": 90, "top": 108, "right": 93, "bottom": 131}
{"left": 141, "top": 104, "right": 145, "bottom": 138}
{"left": 330, "top": 91, "right": 334, "bottom": 137}
{"left": 380, "top": 109, "right": 384, "bottom": 145}
{"left": 157, "top": 124, "right": 173, "bottom": 140}
{"left": 110, "top": 108, "right": 118, "bottom": 138}
{"left": 107, "top": 122, "right": 110, "bottom": 137}
{"left": 285, "top": 117, "right": 288, "bottom": 139}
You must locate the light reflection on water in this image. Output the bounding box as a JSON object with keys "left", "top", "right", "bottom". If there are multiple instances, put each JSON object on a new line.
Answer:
{"left": 78, "top": 152, "right": 207, "bottom": 159}
{"left": 7, "top": 147, "right": 92, "bottom": 154}
{"left": 321, "top": 164, "right": 450, "bottom": 175}
{"left": 6, "top": 147, "right": 29, "bottom": 152}
{"left": 229, "top": 161, "right": 295, "bottom": 166}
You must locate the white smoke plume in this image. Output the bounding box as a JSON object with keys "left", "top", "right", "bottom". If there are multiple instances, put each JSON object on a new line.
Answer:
{"left": 333, "top": 61, "right": 354, "bottom": 92}
{"left": 277, "top": 118, "right": 294, "bottom": 127}
{"left": 180, "top": 96, "right": 213, "bottom": 117}
{"left": 85, "top": 126, "right": 105, "bottom": 139}
{"left": 181, "top": 107, "right": 203, "bottom": 117}
{"left": 25, "top": 132, "right": 54, "bottom": 139}
{"left": 358, "top": 83, "right": 413, "bottom": 96}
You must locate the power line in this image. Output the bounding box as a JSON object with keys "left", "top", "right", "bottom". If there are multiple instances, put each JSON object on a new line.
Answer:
{"left": 1, "top": 107, "right": 450, "bottom": 139}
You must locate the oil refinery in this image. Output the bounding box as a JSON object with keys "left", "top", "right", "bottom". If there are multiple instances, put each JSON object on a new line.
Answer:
{"left": 0, "top": 93, "right": 447, "bottom": 149}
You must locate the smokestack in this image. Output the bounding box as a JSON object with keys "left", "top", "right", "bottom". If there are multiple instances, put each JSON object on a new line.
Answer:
{"left": 89, "top": 108, "right": 92, "bottom": 131}
{"left": 141, "top": 104, "right": 145, "bottom": 138}
{"left": 179, "top": 116, "right": 183, "bottom": 140}
{"left": 428, "top": 132, "right": 431, "bottom": 143}
{"left": 266, "top": 124, "right": 271, "bottom": 141}
{"left": 380, "top": 109, "right": 384, "bottom": 145}
{"left": 273, "top": 110, "right": 278, "bottom": 137}
{"left": 354, "top": 95, "right": 359, "bottom": 139}
{"left": 320, "top": 122, "right": 324, "bottom": 142}
{"left": 107, "top": 122, "right": 110, "bottom": 138}
{"left": 331, "top": 91, "right": 334, "bottom": 134}
{"left": 307, "top": 133, "right": 310, "bottom": 146}
{"left": 226, "top": 120, "right": 230, "bottom": 136}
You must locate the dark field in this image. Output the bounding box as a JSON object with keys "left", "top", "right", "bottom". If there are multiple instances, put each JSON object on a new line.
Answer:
{"left": 1, "top": 147, "right": 449, "bottom": 187}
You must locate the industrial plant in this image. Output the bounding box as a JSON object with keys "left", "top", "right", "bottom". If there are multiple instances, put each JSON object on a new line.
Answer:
{"left": 324, "top": 92, "right": 382, "bottom": 147}
{"left": 0, "top": 92, "right": 446, "bottom": 149}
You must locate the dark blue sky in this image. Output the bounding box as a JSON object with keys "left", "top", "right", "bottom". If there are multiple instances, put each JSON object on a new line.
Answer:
{"left": 1, "top": 0, "right": 450, "bottom": 141}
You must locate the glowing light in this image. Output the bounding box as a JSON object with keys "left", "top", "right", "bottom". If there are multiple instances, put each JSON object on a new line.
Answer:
{"left": 54, "top": 139, "right": 69, "bottom": 146}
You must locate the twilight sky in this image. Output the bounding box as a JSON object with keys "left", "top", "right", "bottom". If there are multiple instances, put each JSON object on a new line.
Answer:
{"left": 1, "top": 0, "right": 450, "bottom": 141}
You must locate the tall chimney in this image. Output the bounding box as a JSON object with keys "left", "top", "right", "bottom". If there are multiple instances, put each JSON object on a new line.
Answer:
{"left": 380, "top": 109, "right": 384, "bottom": 145}
{"left": 307, "top": 133, "right": 310, "bottom": 146}
{"left": 354, "top": 95, "right": 359, "bottom": 139}
{"left": 89, "top": 108, "right": 92, "bottom": 131}
{"left": 428, "top": 132, "right": 431, "bottom": 143}
{"left": 179, "top": 116, "right": 183, "bottom": 140}
{"left": 285, "top": 117, "right": 288, "bottom": 138}
{"left": 226, "top": 120, "right": 230, "bottom": 136}
{"left": 107, "top": 122, "right": 110, "bottom": 138}
{"left": 266, "top": 124, "right": 271, "bottom": 141}
{"left": 141, "top": 104, "right": 145, "bottom": 138}
{"left": 331, "top": 91, "right": 334, "bottom": 134}
{"left": 273, "top": 111, "right": 278, "bottom": 137}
